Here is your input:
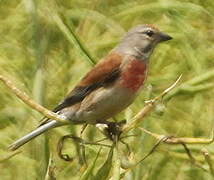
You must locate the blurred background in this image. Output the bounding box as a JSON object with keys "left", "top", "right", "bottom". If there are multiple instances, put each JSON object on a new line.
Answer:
{"left": 0, "top": 0, "right": 214, "bottom": 179}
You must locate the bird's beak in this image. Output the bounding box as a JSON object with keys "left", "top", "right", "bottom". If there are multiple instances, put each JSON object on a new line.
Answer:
{"left": 158, "top": 32, "right": 173, "bottom": 42}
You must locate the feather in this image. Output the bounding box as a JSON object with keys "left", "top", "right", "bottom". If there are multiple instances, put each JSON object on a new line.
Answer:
{"left": 53, "top": 53, "right": 122, "bottom": 112}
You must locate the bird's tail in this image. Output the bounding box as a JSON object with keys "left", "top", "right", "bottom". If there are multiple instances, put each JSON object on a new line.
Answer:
{"left": 8, "top": 120, "right": 60, "bottom": 151}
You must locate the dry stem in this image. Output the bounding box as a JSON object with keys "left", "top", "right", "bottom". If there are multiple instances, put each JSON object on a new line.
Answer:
{"left": 139, "top": 127, "right": 214, "bottom": 145}
{"left": 0, "top": 75, "right": 66, "bottom": 123}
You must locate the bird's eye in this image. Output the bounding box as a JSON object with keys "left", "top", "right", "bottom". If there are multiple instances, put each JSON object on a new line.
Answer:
{"left": 144, "top": 30, "right": 154, "bottom": 37}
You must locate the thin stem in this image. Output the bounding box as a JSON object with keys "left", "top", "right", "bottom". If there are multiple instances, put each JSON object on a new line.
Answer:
{"left": 0, "top": 75, "right": 67, "bottom": 123}
{"left": 202, "top": 148, "right": 214, "bottom": 176}
{"left": 139, "top": 127, "right": 214, "bottom": 145}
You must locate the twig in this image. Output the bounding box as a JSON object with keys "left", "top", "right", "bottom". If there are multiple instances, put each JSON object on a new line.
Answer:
{"left": 120, "top": 140, "right": 131, "bottom": 155}
{"left": 121, "top": 135, "right": 208, "bottom": 176}
{"left": 119, "top": 137, "right": 166, "bottom": 177}
{"left": 94, "top": 137, "right": 109, "bottom": 143}
{"left": 80, "top": 124, "right": 88, "bottom": 137}
{"left": 138, "top": 127, "right": 214, "bottom": 172}
{"left": 0, "top": 75, "right": 67, "bottom": 123}
{"left": 136, "top": 136, "right": 168, "bottom": 165}
{"left": 139, "top": 127, "right": 214, "bottom": 145}
{"left": 202, "top": 148, "right": 214, "bottom": 176}
{"left": 122, "top": 75, "right": 182, "bottom": 133}
{"left": 111, "top": 135, "right": 121, "bottom": 180}
{"left": 57, "top": 135, "right": 112, "bottom": 161}
{"left": 181, "top": 143, "right": 207, "bottom": 172}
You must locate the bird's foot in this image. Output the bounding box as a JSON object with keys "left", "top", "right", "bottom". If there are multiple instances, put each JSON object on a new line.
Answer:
{"left": 104, "top": 120, "right": 126, "bottom": 141}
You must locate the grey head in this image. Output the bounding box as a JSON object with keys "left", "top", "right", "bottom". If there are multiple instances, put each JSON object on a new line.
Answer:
{"left": 114, "top": 24, "right": 172, "bottom": 60}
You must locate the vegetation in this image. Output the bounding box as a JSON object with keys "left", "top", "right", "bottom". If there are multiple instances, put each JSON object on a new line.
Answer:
{"left": 0, "top": 0, "right": 214, "bottom": 179}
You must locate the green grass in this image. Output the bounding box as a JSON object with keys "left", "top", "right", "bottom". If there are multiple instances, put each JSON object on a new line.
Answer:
{"left": 0, "top": 0, "right": 214, "bottom": 179}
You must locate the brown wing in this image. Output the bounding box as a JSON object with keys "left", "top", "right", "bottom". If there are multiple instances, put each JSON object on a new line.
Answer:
{"left": 52, "top": 53, "right": 123, "bottom": 112}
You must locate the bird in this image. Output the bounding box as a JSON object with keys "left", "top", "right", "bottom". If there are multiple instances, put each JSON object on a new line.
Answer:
{"left": 8, "top": 24, "right": 172, "bottom": 151}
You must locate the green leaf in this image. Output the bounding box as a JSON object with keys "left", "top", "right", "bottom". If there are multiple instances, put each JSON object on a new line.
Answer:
{"left": 111, "top": 145, "right": 121, "bottom": 180}
{"left": 80, "top": 147, "right": 102, "bottom": 180}
{"left": 93, "top": 146, "right": 114, "bottom": 180}
{"left": 52, "top": 13, "right": 96, "bottom": 66}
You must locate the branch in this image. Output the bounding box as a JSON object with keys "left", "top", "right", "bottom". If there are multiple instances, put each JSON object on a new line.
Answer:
{"left": 202, "top": 148, "right": 214, "bottom": 176}
{"left": 0, "top": 75, "right": 66, "bottom": 123}
{"left": 139, "top": 127, "right": 214, "bottom": 145}
{"left": 138, "top": 128, "right": 214, "bottom": 172}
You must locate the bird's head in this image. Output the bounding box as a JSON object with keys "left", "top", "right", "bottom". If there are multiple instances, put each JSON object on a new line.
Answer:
{"left": 115, "top": 24, "right": 172, "bottom": 60}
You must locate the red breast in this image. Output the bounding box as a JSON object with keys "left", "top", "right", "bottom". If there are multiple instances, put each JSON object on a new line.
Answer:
{"left": 120, "top": 58, "right": 148, "bottom": 92}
